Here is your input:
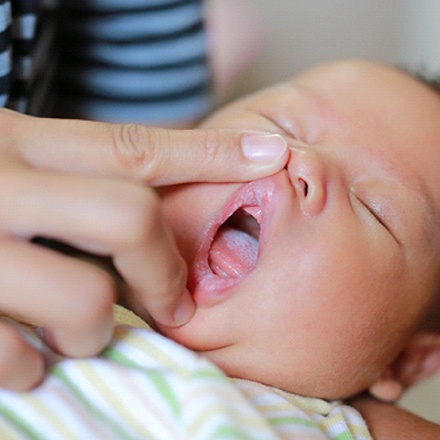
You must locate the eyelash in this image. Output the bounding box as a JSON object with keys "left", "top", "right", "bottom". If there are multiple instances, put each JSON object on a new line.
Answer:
{"left": 359, "top": 198, "right": 387, "bottom": 228}
{"left": 355, "top": 196, "right": 399, "bottom": 244}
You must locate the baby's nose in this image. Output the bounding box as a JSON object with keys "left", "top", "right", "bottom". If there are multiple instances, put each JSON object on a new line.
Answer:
{"left": 287, "top": 147, "right": 327, "bottom": 216}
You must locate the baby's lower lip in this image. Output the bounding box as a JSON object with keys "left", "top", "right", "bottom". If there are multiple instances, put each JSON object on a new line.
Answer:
{"left": 189, "top": 178, "right": 275, "bottom": 306}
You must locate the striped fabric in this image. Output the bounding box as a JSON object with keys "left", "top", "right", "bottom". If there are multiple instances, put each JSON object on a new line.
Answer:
{"left": 54, "top": 0, "right": 212, "bottom": 124}
{"left": 236, "top": 380, "right": 373, "bottom": 440}
{"left": 0, "top": 0, "right": 38, "bottom": 112}
{"left": 0, "top": 1, "right": 10, "bottom": 108}
{"left": 0, "top": 0, "right": 212, "bottom": 125}
{"left": 0, "top": 307, "right": 373, "bottom": 440}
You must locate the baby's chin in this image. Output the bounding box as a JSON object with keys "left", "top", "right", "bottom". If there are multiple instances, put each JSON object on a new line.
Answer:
{"left": 159, "top": 322, "right": 375, "bottom": 401}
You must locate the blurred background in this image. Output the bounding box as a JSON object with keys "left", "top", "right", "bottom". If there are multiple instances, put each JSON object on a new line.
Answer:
{"left": 225, "top": 0, "right": 440, "bottom": 424}
{"left": 227, "top": 0, "right": 440, "bottom": 99}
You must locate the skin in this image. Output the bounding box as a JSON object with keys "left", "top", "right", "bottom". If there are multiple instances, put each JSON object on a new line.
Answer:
{"left": 159, "top": 60, "right": 440, "bottom": 400}
{"left": 0, "top": 111, "right": 288, "bottom": 390}
{"left": 351, "top": 396, "right": 440, "bottom": 439}
{"left": 0, "top": 0, "right": 274, "bottom": 391}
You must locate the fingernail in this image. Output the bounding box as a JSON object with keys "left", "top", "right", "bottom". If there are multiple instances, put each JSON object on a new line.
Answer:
{"left": 173, "top": 291, "right": 196, "bottom": 326}
{"left": 242, "top": 133, "right": 287, "bottom": 162}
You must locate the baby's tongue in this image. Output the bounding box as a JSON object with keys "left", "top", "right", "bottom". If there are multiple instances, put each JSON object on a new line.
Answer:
{"left": 208, "top": 227, "right": 258, "bottom": 278}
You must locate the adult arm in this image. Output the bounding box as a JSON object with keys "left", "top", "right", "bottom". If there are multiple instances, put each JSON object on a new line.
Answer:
{"left": 351, "top": 396, "right": 440, "bottom": 440}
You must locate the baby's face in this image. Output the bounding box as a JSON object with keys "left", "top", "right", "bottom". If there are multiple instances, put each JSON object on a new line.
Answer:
{"left": 159, "top": 61, "right": 440, "bottom": 399}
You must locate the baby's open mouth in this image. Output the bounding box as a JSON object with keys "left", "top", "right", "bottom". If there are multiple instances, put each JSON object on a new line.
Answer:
{"left": 208, "top": 206, "right": 261, "bottom": 279}
{"left": 190, "top": 178, "right": 276, "bottom": 304}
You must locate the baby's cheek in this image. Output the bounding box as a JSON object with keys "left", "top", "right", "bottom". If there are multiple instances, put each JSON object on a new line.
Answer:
{"left": 157, "top": 314, "right": 219, "bottom": 352}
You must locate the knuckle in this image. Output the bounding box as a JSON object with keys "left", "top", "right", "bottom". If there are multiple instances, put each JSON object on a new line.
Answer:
{"left": 96, "top": 183, "right": 160, "bottom": 249}
{"left": 110, "top": 123, "right": 163, "bottom": 179}
{"left": 0, "top": 323, "right": 27, "bottom": 377}
{"left": 116, "top": 188, "right": 162, "bottom": 247}
{"left": 199, "top": 130, "right": 223, "bottom": 166}
{"left": 72, "top": 268, "right": 115, "bottom": 327}
{"left": 0, "top": 341, "right": 43, "bottom": 391}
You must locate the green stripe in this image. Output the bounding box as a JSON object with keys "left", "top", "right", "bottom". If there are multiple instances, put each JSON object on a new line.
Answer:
{"left": 105, "top": 345, "right": 208, "bottom": 419}
{"left": 211, "top": 425, "right": 255, "bottom": 439}
{"left": 0, "top": 401, "right": 44, "bottom": 440}
{"left": 107, "top": 329, "right": 186, "bottom": 374}
{"left": 333, "top": 432, "right": 355, "bottom": 440}
{"left": 147, "top": 369, "right": 180, "bottom": 418}
{"left": 101, "top": 346, "right": 141, "bottom": 369}
{"left": 191, "top": 368, "right": 230, "bottom": 383}
{"left": 51, "top": 367, "right": 136, "bottom": 440}
{"left": 269, "top": 415, "right": 317, "bottom": 428}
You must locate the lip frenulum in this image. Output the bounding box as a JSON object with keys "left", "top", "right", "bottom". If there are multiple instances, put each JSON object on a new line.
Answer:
{"left": 189, "top": 177, "right": 276, "bottom": 305}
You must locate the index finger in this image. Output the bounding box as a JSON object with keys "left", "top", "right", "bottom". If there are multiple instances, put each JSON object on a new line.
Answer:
{"left": 13, "top": 114, "right": 288, "bottom": 185}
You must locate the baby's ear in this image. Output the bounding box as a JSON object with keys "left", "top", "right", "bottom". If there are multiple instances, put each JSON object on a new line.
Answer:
{"left": 369, "top": 331, "right": 440, "bottom": 402}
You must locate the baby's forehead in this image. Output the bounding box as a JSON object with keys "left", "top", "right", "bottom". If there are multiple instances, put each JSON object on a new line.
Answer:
{"left": 286, "top": 60, "right": 440, "bottom": 117}
{"left": 291, "top": 60, "right": 417, "bottom": 93}
{"left": 284, "top": 61, "right": 440, "bottom": 145}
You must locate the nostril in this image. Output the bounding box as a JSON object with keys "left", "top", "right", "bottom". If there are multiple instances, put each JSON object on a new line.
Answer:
{"left": 288, "top": 148, "right": 328, "bottom": 215}
{"left": 297, "top": 178, "right": 309, "bottom": 197}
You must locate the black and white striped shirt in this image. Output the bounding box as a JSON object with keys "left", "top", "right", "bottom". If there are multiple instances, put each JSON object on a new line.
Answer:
{"left": 0, "top": 0, "right": 38, "bottom": 112}
{"left": 0, "top": 0, "right": 212, "bottom": 124}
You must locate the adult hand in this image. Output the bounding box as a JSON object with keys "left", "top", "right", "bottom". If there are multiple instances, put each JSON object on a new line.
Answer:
{"left": 0, "top": 108, "right": 288, "bottom": 390}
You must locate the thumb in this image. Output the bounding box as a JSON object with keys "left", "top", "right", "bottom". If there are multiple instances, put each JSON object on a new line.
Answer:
{"left": 16, "top": 114, "right": 288, "bottom": 185}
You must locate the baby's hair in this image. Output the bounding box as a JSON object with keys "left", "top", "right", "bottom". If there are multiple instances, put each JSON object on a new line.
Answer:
{"left": 404, "top": 67, "right": 440, "bottom": 332}
{"left": 407, "top": 67, "right": 440, "bottom": 97}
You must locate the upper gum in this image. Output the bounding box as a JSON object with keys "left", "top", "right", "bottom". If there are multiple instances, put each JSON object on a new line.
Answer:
{"left": 243, "top": 206, "right": 262, "bottom": 223}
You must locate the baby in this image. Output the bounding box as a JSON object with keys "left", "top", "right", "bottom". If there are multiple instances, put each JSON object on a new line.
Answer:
{"left": 0, "top": 59, "right": 439, "bottom": 439}
{"left": 158, "top": 58, "right": 440, "bottom": 401}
